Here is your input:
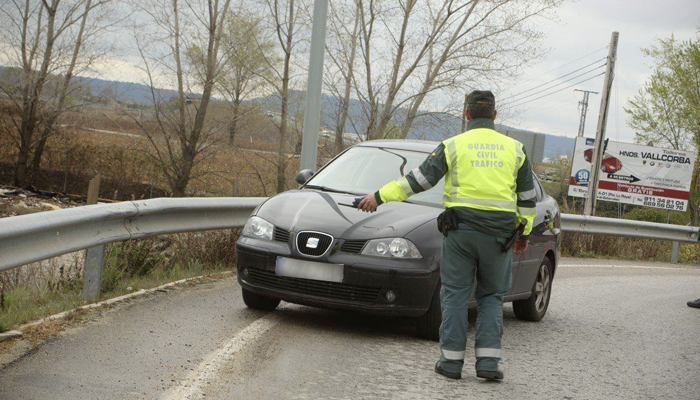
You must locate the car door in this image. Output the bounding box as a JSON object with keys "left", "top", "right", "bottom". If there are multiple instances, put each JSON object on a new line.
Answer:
{"left": 511, "top": 176, "right": 550, "bottom": 295}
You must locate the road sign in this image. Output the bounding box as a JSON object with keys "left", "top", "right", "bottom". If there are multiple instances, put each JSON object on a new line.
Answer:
{"left": 568, "top": 137, "right": 697, "bottom": 211}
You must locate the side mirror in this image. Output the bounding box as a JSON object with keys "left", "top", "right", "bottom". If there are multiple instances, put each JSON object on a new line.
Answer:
{"left": 295, "top": 169, "right": 314, "bottom": 185}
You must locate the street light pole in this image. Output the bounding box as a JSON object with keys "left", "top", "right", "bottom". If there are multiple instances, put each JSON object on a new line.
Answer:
{"left": 299, "top": 0, "right": 329, "bottom": 172}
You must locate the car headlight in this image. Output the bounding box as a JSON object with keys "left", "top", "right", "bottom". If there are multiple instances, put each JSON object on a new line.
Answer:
{"left": 243, "top": 216, "right": 274, "bottom": 240}
{"left": 361, "top": 238, "right": 422, "bottom": 259}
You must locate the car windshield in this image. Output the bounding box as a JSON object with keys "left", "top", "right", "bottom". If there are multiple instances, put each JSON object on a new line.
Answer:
{"left": 306, "top": 146, "right": 444, "bottom": 206}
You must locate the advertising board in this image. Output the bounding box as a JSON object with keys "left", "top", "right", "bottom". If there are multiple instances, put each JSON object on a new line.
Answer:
{"left": 568, "top": 137, "right": 697, "bottom": 211}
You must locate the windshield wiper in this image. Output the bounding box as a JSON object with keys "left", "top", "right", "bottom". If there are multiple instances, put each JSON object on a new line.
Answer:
{"left": 303, "top": 185, "right": 363, "bottom": 196}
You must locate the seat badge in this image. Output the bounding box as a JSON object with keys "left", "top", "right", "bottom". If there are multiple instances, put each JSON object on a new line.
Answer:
{"left": 306, "top": 237, "right": 320, "bottom": 249}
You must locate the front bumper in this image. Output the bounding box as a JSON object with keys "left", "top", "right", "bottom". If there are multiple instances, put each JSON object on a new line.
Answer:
{"left": 236, "top": 238, "right": 439, "bottom": 317}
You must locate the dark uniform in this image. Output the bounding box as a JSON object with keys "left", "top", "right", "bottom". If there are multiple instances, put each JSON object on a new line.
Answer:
{"left": 374, "top": 91, "right": 536, "bottom": 379}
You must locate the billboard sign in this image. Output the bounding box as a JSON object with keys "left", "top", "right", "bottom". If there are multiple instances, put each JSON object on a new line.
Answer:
{"left": 568, "top": 137, "right": 697, "bottom": 211}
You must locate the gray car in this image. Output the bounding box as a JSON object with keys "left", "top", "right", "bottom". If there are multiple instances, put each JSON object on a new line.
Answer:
{"left": 235, "top": 140, "right": 562, "bottom": 340}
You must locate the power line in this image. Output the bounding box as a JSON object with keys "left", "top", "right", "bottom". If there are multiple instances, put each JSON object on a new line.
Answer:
{"left": 509, "top": 45, "right": 609, "bottom": 87}
{"left": 575, "top": 89, "right": 598, "bottom": 137}
{"left": 500, "top": 58, "right": 607, "bottom": 103}
{"left": 504, "top": 72, "right": 605, "bottom": 109}
{"left": 501, "top": 65, "right": 606, "bottom": 108}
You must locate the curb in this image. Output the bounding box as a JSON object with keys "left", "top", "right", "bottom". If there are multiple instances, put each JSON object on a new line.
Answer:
{"left": 16, "top": 271, "right": 235, "bottom": 332}
{"left": 0, "top": 331, "right": 22, "bottom": 343}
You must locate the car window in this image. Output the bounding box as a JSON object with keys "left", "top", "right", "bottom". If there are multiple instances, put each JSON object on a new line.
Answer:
{"left": 307, "top": 146, "right": 444, "bottom": 206}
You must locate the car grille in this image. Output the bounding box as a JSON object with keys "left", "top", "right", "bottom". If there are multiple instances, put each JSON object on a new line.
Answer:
{"left": 273, "top": 227, "right": 290, "bottom": 243}
{"left": 247, "top": 269, "right": 380, "bottom": 303}
{"left": 340, "top": 240, "right": 367, "bottom": 254}
{"left": 296, "top": 231, "right": 333, "bottom": 257}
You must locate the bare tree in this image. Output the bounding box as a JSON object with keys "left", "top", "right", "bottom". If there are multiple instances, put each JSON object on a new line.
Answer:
{"left": 217, "top": 10, "right": 276, "bottom": 146}
{"left": 132, "top": 0, "right": 232, "bottom": 197}
{"left": 253, "top": 0, "right": 310, "bottom": 193}
{"left": 349, "top": 0, "right": 562, "bottom": 140}
{"left": 0, "top": 0, "right": 115, "bottom": 186}
{"left": 323, "top": 0, "right": 361, "bottom": 152}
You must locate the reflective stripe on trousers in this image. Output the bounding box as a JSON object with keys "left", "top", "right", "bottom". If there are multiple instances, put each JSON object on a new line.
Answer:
{"left": 441, "top": 349, "right": 466, "bottom": 360}
{"left": 475, "top": 348, "right": 503, "bottom": 359}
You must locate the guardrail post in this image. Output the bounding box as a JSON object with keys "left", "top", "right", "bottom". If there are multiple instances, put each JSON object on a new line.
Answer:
{"left": 671, "top": 241, "right": 680, "bottom": 264}
{"left": 83, "top": 175, "right": 105, "bottom": 302}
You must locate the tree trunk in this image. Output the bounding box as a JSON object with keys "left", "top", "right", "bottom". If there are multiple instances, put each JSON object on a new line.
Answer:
{"left": 29, "top": 130, "right": 50, "bottom": 180}
{"left": 461, "top": 92, "right": 468, "bottom": 132}
{"left": 29, "top": 0, "right": 92, "bottom": 182}
{"left": 229, "top": 99, "right": 240, "bottom": 146}
{"left": 276, "top": 0, "right": 295, "bottom": 194}
{"left": 14, "top": 142, "right": 31, "bottom": 187}
{"left": 334, "top": 3, "right": 360, "bottom": 153}
{"left": 277, "top": 85, "right": 289, "bottom": 193}
{"left": 13, "top": 0, "right": 59, "bottom": 186}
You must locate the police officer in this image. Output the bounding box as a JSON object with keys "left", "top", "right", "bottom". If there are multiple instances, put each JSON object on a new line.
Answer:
{"left": 358, "top": 90, "right": 536, "bottom": 381}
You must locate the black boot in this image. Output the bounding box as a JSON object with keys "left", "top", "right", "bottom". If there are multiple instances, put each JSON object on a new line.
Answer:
{"left": 435, "top": 362, "right": 461, "bottom": 379}
{"left": 477, "top": 369, "right": 504, "bottom": 381}
{"left": 688, "top": 298, "right": 700, "bottom": 309}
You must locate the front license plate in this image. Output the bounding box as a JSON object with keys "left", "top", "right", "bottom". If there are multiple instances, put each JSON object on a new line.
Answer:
{"left": 275, "top": 257, "right": 344, "bottom": 283}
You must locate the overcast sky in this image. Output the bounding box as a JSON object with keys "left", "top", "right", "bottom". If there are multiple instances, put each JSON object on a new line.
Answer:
{"left": 97, "top": 0, "right": 700, "bottom": 145}
{"left": 497, "top": 0, "right": 700, "bottom": 143}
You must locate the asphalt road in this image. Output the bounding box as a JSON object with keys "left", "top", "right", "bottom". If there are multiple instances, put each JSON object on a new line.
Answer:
{"left": 1, "top": 258, "right": 699, "bottom": 400}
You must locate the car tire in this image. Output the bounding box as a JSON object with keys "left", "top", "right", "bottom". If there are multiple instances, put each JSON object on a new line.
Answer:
{"left": 513, "top": 257, "right": 553, "bottom": 322}
{"left": 241, "top": 287, "right": 281, "bottom": 311}
{"left": 416, "top": 282, "right": 441, "bottom": 341}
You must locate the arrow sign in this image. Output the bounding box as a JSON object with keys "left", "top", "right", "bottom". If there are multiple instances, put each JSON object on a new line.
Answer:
{"left": 607, "top": 173, "right": 641, "bottom": 183}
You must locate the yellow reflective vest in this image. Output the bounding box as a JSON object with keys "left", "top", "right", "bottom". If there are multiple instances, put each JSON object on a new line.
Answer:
{"left": 442, "top": 128, "right": 536, "bottom": 235}
{"left": 377, "top": 125, "right": 536, "bottom": 237}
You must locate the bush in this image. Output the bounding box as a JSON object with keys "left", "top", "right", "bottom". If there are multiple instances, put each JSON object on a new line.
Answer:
{"left": 562, "top": 232, "right": 671, "bottom": 261}
{"left": 624, "top": 207, "right": 688, "bottom": 225}
{"left": 0, "top": 319, "right": 11, "bottom": 333}
{"left": 170, "top": 229, "right": 241, "bottom": 270}
{"left": 105, "top": 238, "right": 167, "bottom": 277}
{"left": 680, "top": 243, "right": 700, "bottom": 264}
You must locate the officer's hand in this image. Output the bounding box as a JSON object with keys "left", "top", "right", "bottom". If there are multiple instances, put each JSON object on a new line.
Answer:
{"left": 358, "top": 194, "right": 378, "bottom": 213}
{"left": 514, "top": 239, "right": 529, "bottom": 255}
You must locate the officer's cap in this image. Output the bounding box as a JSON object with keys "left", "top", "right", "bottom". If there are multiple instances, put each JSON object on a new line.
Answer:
{"left": 467, "top": 90, "right": 495, "bottom": 107}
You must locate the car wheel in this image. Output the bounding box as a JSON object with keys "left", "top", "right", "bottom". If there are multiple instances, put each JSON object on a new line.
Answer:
{"left": 241, "top": 287, "right": 281, "bottom": 311}
{"left": 513, "top": 257, "right": 553, "bottom": 322}
{"left": 416, "top": 282, "right": 441, "bottom": 341}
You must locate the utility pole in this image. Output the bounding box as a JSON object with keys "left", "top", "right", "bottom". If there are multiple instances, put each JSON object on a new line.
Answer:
{"left": 574, "top": 89, "right": 598, "bottom": 137}
{"left": 584, "top": 32, "right": 619, "bottom": 216}
{"left": 300, "top": 0, "right": 329, "bottom": 172}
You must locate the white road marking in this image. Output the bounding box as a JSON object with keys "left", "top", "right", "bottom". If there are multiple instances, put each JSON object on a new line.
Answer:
{"left": 561, "top": 263, "right": 698, "bottom": 271}
{"left": 160, "top": 308, "right": 284, "bottom": 400}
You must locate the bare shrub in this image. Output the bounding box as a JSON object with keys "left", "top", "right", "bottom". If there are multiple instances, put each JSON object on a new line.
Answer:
{"left": 170, "top": 229, "right": 241, "bottom": 269}
{"left": 562, "top": 232, "right": 671, "bottom": 261}
{"left": 0, "top": 252, "right": 84, "bottom": 292}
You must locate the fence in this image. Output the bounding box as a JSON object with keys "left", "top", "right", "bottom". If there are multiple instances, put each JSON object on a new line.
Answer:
{"left": 1, "top": 198, "right": 697, "bottom": 300}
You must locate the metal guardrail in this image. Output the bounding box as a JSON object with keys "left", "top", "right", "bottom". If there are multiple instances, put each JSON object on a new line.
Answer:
{"left": 2, "top": 199, "right": 698, "bottom": 273}
{"left": 560, "top": 214, "right": 699, "bottom": 243}
{"left": 0, "top": 197, "right": 265, "bottom": 273}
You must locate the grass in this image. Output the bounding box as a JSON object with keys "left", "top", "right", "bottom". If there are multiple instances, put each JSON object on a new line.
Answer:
{"left": 0, "top": 231, "right": 239, "bottom": 333}
{"left": 0, "top": 261, "right": 230, "bottom": 333}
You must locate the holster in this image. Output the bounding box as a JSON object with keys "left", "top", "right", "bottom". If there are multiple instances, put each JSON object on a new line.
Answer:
{"left": 437, "top": 208, "right": 459, "bottom": 236}
{"left": 502, "top": 220, "right": 528, "bottom": 252}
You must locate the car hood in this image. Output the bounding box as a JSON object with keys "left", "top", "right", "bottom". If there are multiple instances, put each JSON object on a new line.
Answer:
{"left": 256, "top": 189, "right": 442, "bottom": 239}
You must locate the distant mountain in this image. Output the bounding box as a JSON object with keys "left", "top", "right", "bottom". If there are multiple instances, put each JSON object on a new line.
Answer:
{"left": 249, "top": 90, "right": 576, "bottom": 158}
{"left": 0, "top": 68, "right": 577, "bottom": 158}
{"left": 0, "top": 66, "right": 180, "bottom": 105}
{"left": 542, "top": 134, "right": 576, "bottom": 158}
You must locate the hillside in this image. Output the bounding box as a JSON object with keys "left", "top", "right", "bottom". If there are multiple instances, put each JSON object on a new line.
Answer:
{"left": 0, "top": 69, "right": 576, "bottom": 158}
